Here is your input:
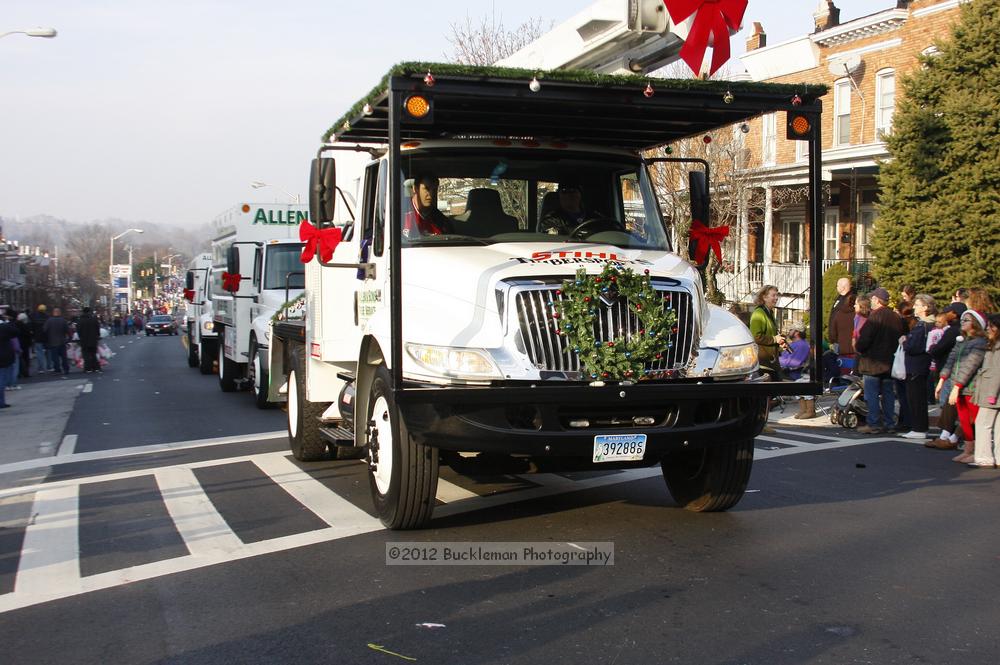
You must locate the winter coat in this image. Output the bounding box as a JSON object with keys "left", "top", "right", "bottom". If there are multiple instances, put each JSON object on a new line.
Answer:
{"left": 940, "top": 335, "right": 988, "bottom": 397}
{"left": 903, "top": 319, "right": 933, "bottom": 377}
{"left": 929, "top": 319, "right": 961, "bottom": 368}
{"left": 14, "top": 318, "right": 33, "bottom": 349}
{"left": 77, "top": 313, "right": 101, "bottom": 348}
{"left": 0, "top": 321, "right": 16, "bottom": 368}
{"left": 750, "top": 305, "right": 781, "bottom": 372}
{"left": 972, "top": 346, "right": 1000, "bottom": 409}
{"left": 855, "top": 306, "right": 905, "bottom": 376}
{"left": 29, "top": 311, "right": 48, "bottom": 339}
{"left": 828, "top": 290, "right": 856, "bottom": 355}
{"left": 42, "top": 315, "right": 70, "bottom": 348}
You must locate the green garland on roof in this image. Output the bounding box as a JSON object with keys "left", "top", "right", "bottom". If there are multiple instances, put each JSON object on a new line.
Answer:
{"left": 323, "top": 61, "right": 828, "bottom": 142}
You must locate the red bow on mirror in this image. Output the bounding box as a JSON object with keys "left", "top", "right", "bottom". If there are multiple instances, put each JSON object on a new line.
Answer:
{"left": 689, "top": 220, "right": 730, "bottom": 264}
{"left": 183, "top": 288, "right": 196, "bottom": 302}
{"left": 299, "top": 220, "right": 343, "bottom": 264}
{"left": 663, "top": 0, "right": 747, "bottom": 76}
{"left": 221, "top": 272, "right": 242, "bottom": 293}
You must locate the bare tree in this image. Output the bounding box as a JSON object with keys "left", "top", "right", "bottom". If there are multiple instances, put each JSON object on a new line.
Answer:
{"left": 446, "top": 10, "right": 550, "bottom": 66}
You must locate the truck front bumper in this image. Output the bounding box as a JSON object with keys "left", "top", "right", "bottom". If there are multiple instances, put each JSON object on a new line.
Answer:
{"left": 397, "top": 383, "right": 769, "bottom": 465}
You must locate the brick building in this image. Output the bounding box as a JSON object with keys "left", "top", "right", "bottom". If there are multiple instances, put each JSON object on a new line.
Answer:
{"left": 718, "top": 0, "right": 969, "bottom": 311}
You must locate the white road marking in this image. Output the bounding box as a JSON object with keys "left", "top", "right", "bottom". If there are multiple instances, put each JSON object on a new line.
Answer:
{"left": 0, "top": 430, "right": 287, "bottom": 478}
{"left": 57, "top": 435, "right": 78, "bottom": 457}
{"left": 771, "top": 428, "right": 843, "bottom": 442}
{"left": 435, "top": 479, "right": 480, "bottom": 503}
{"left": 82, "top": 383, "right": 93, "bottom": 394}
{"left": 757, "top": 435, "right": 809, "bottom": 447}
{"left": 14, "top": 485, "right": 80, "bottom": 597}
{"left": 155, "top": 467, "right": 243, "bottom": 556}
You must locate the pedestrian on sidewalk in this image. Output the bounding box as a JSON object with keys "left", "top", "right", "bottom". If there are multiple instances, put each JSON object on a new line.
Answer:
{"left": 15, "top": 312, "right": 32, "bottom": 378}
{"left": 969, "top": 314, "right": 1000, "bottom": 468}
{"left": 855, "top": 288, "right": 905, "bottom": 434}
{"left": 751, "top": 285, "right": 786, "bottom": 383}
{"left": 828, "top": 276, "right": 856, "bottom": 372}
{"left": 77, "top": 307, "right": 102, "bottom": 373}
{"left": 937, "top": 310, "right": 988, "bottom": 464}
{"left": 780, "top": 327, "right": 816, "bottom": 419}
{"left": 899, "top": 295, "right": 936, "bottom": 439}
{"left": 0, "top": 314, "right": 16, "bottom": 408}
{"left": 30, "top": 304, "right": 50, "bottom": 373}
{"left": 927, "top": 304, "right": 965, "bottom": 448}
{"left": 894, "top": 303, "right": 916, "bottom": 432}
{"left": 43, "top": 307, "right": 71, "bottom": 376}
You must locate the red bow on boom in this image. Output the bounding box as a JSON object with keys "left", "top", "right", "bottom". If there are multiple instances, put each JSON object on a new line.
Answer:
{"left": 221, "top": 272, "right": 242, "bottom": 293}
{"left": 299, "top": 219, "right": 343, "bottom": 264}
{"left": 663, "top": 0, "right": 747, "bottom": 76}
{"left": 689, "top": 220, "right": 730, "bottom": 264}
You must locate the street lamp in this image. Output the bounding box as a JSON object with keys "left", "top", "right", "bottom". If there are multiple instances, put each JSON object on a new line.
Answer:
{"left": 251, "top": 180, "right": 300, "bottom": 204}
{"left": 109, "top": 228, "right": 143, "bottom": 314}
{"left": 0, "top": 27, "right": 58, "bottom": 39}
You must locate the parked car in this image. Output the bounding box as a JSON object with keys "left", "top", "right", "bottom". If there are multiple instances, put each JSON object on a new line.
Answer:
{"left": 145, "top": 314, "right": 178, "bottom": 336}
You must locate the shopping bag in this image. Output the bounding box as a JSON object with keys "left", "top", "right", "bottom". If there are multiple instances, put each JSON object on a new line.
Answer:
{"left": 891, "top": 344, "right": 907, "bottom": 380}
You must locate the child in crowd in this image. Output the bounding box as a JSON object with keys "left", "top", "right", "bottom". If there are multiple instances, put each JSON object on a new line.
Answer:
{"left": 969, "top": 314, "right": 1000, "bottom": 468}
{"left": 937, "top": 310, "right": 988, "bottom": 464}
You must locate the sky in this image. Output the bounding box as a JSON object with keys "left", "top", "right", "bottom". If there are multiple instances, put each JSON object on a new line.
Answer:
{"left": 1, "top": 0, "right": 876, "bottom": 228}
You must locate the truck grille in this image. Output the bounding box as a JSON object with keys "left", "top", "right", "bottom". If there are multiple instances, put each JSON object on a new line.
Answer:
{"left": 513, "top": 285, "right": 696, "bottom": 375}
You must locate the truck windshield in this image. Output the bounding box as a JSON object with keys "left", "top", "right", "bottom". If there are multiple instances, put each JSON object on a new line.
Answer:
{"left": 264, "top": 244, "right": 305, "bottom": 290}
{"left": 400, "top": 149, "right": 669, "bottom": 250}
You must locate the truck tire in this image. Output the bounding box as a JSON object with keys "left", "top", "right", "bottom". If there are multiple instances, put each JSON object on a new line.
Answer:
{"left": 187, "top": 334, "right": 199, "bottom": 368}
{"left": 218, "top": 341, "right": 238, "bottom": 392}
{"left": 248, "top": 338, "right": 270, "bottom": 409}
{"left": 199, "top": 340, "right": 215, "bottom": 375}
{"left": 366, "top": 365, "right": 438, "bottom": 529}
{"left": 661, "top": 438, "right": 754, "bottom": 512}
{"left": 287, "top": 346, "right": 328, "bottom": 461}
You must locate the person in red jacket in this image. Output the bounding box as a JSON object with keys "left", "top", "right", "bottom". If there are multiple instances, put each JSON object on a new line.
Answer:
{"left": 403, "top": 174, "right": 453, "bottom": 238}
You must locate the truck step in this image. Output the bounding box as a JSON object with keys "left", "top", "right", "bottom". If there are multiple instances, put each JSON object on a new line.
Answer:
{"left": 336, "top": 371, "right": 356, "bottom": 382}
{"left": 318, "top": 425, "right": 355, "bottom": 443}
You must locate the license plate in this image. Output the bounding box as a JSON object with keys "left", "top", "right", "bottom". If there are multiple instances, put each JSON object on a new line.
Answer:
{"left": 593, "top": 434, "right": 647, "bottom": 463}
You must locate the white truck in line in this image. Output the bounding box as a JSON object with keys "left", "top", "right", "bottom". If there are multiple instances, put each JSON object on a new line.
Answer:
{"left": 184, "top": 253, "right": 217, "bottom": 374}
{"left": 210, "top": 203, "right": 306, "bottom": 408}
{"left": 268, "top": 62, "right": 826, "bottom": 530}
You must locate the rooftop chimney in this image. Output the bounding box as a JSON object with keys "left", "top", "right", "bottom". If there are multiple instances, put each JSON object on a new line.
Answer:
{"left": 813, "top": 1, "right": 841, "bottom": 33}
{"left": 745, "top": 22, "right": 767, "bottom": 51}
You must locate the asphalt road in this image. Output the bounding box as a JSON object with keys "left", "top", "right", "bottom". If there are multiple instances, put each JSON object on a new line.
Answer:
{"left": 1, "top": 337, "right": 998, "bottom": 664}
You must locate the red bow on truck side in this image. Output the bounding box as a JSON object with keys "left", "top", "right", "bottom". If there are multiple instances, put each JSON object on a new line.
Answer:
{"left": 183, "top": 288, "right": 196, "bottom": 302}
{"left": 663, "top": 0, "right": 747, "bottom": 76}
{"left": 299, "top": 220, "right": 343, "bottom": 264}
{"left": 689, "top": 220, "right": 730, "bottom": 265}
{"left": 221, "top": 272, "right": 242, "bottom": 293}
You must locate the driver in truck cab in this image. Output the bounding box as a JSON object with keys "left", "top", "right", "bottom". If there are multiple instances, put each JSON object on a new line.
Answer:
{"left": 539, "top": 183, "right": 592, "bottom": 235}
{"left": 403, "top": 173, "right": 454, "bottom": 237}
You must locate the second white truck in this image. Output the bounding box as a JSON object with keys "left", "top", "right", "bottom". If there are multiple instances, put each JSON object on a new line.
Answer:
{"left": 184, "top": 253, "right": 216, "bottom": 374}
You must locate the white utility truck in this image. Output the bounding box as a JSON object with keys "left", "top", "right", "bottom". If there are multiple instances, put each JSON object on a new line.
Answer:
{"left": 184, "top": 253, "right": 217, "bottom": 374}
{"left": 269, "top": 63, "right": 825, "bottom": 529}
{"left": 211, "top": 203, "right": 306, "bottom": 407}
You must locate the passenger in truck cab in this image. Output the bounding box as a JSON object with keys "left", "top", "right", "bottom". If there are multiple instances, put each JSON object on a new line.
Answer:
{"left": 403, "top": 174, "right": 453, "bottom": 237}
{"left": 539, "top": 183, "right": 590, "bottom": 235}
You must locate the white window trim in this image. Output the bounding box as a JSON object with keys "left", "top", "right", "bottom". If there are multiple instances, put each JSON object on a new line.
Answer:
{"left": 824, "top": 208, "right": 839, "bottom": 260}
{"left": 834, "top": 79, "right": 851, "bottom": 147}
{"left": 875, "top": 68, "right": 895, "bottom": 139}
{"left": 762, "top": 113, "right": 776, "bottom": 166}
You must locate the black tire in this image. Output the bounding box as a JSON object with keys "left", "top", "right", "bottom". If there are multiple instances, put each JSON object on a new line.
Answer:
{"left": 287, "top": 346, "right": 329, "bottom": 461}
{"left": 199, "top": 339, "right": 215, "bottom": 375}
{"left": 661, "top": 438, "right": 754, "bottom": 512}
{"left": 187, "top": 335, "right": 199, "bottom": 368}
{"left": 218, "top": 339, "right": 238, "bottom": 392}
{"left": 248, "top": 338, "right": 270, "bottom": 409}
{"left": 830, "top": 408, "right": 840, "bottom": 426}
{"left": 366, "top": 365, "right": 438, "bottom": 529}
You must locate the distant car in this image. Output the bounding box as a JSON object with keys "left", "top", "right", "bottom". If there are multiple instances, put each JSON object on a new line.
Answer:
{"left": 145, "top": 314, "right": 178, "bottom": 336}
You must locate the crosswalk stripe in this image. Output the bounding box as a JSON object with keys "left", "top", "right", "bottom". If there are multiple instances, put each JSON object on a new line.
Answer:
{"left": 15, "top": 485, "right": 81, "bottom": 597}
{"left": 155, "top": 467, "right": 243, "bottom": 557}
{"left": 771, "top": 428, "right": 843, "bottom": 442}
{"left": 435, "top": 479, "right": 480, "bottom": 503}
{"left": 57, "top": 434, "right": 78, "bottom": 457}
{"left": 756, "top": 435, "right": 809, "bottom": 447}
{"left": 251, "top": 455, "right": 382, "bottom": 536}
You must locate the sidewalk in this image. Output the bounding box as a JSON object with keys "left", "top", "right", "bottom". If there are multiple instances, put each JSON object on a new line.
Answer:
{"left": 768, "top": 395, "right": 942, "bottom": 431}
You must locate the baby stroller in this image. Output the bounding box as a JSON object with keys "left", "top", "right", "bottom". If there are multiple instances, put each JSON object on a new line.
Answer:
{"left": 830, "top": 374, "right": 867, "bottom": 429}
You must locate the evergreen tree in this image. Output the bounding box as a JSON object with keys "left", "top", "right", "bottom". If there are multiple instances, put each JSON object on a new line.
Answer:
{"left": 872, "top": 1, "right": 1000, "bottom": 301}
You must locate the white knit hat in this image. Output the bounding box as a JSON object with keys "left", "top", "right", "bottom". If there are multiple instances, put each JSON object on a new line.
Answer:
{"left": 962, "top": 309, "right": 986, "bottom": 330}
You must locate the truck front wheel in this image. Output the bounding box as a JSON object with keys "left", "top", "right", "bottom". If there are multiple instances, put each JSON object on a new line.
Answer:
{"left": 661, "top": 438, "right": 754, "bottom": 512}
{"left": 187, "top": 334, "right": 198, "bottom": 368}
{"left": 248, "top": 338, "right": 270, "bottom": 409}
{"left": 199, "top": 339, "right": 215, "bottom": 375}
{"left": 367, "top": 365, "right": 438, "bottom": 529}
{"left": 218, "top": 341, "right": 239, "bottom": 392}
{"left": 287, "top": 346, "right": 329, "bottom": 461}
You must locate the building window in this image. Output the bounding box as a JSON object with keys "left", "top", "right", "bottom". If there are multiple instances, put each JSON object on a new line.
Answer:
{"left": 834, "top": 79, "right": 851, "bottom": 147}
{"left": 824, "top": 209, "right": 839, "bottom": 260}
{"left": 762, "top": 113, "right": 776, "bottom": 166}
{"left": 857, "top": 209, "right": 876, "bottom": 260}
{"left": 781, "top": 218, "right": 804, "bottom": 263}
{"left": 876, "top": 69, "right": 895, "bottom": 138}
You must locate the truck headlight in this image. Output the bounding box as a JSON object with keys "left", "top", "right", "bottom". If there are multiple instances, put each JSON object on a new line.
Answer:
{"left": 202, "top": 320, "right": 215, "bottom": 333}
{"left": 406, "top": 344, "right": 502, "bottom": 379}
{"left": 711, "top": 343, "right": 758, "bottom": 376}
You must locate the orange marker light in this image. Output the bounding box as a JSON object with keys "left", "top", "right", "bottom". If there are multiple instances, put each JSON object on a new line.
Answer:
{"left": 791, "top": 116, "right": 811, "bottom": 135}
{"left": 241, "top": 204, "right": 251, "bottom": 213}
{"left": 404, "top": 95, "right": 430, "bottom": 119}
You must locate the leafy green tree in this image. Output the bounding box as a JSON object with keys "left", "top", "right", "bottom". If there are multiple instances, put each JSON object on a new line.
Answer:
{"left": 873, "top": 1, "right": 1000, "bottom": 301}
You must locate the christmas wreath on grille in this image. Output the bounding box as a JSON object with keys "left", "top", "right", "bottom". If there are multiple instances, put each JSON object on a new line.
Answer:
{"left": 554, "top": 262, "right": 678, "bottom": 381}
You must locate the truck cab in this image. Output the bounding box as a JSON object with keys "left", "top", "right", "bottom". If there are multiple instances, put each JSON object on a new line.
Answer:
{"left": 184, "top": 253, "right": 216, "bottom": 374}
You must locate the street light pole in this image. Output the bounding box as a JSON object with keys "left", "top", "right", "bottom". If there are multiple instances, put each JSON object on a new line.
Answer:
{"left": 109, "top": 228, "right": 143, "bottom": 315}
{"left": 0, "top": 27, "right": 58, "bottom": 40}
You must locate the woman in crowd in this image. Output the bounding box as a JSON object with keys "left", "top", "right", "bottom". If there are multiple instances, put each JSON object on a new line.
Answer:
{"left": 894, "top": 304, "right": 915, "bottom": 431}
{"left": 937, "top": 310, "right": 988, "bottom": 464}
{"left": 852, "top": 295, "right": 871, "bottom": 350}
{"left": 751, "top": 285, "right": 786, "bottom": 382}
{"left": 969, "top": 314, "right": 1000, "bottom": 468}
{"left": 927, "top": 308, "right": 964, "bottom": 449}
{"left": 899, "top": 295, "right": 936, "bottom": 439}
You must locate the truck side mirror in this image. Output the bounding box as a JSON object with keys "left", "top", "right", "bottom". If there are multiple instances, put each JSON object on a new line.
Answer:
{"left": 310, "top": 157, "right": 337, "bottom": 227}
{"left": 227, "top": 245, "right": 240, "bottom": 276}
{"left": 687, "top": 170, "right": 710, "bottom": 269}
{"left": 185, "top": 271, "right": 194, "bottom": 290}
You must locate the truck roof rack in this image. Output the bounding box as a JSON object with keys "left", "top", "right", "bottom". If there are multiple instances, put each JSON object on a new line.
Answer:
{"left": 325, "top": 62, "right": 826, "bottom": 151}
